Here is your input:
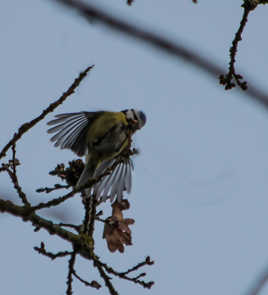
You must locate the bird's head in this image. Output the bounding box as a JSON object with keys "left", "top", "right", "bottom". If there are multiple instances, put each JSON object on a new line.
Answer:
{"left": 122, "top": 109, "right": 146, "bottom": 131}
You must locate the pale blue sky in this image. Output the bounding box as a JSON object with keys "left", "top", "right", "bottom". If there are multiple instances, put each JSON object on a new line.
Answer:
{"left": 1, "top": 1, "right": 268, "bottom": 294}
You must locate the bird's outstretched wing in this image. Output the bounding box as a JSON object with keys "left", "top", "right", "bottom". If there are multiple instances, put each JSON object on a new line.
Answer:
{"left": 91, "top": 156, "right": 134, "bottom": 202}
{"left": 47, "top": 112, "right": 104, "bottom": 156}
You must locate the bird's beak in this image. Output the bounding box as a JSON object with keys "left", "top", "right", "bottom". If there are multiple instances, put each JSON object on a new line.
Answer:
{"left": 130, "top": 119, "right": 139, "bottom": 128}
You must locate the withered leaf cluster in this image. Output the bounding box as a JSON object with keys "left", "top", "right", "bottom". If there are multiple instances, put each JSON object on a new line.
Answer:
{"left": 49, "top": 159, "right": 84, "bottom": 187}
{"left": 103, "top": 200, "right": 135, "bottom": 253}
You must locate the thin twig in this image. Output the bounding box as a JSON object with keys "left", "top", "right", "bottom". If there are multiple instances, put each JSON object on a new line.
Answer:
{"left": 59, "top": 223, "right": 81, "bottom": 232}
{"left": 94, "top": 260, "right": 119, "bottom": 295}
{"left": 34, "top": 243, "right": 101, "bottom": 291}
{"left": 94, "top": 256, "right": 154, "bottom": 289}
{"left": 66, "top": 252, "right": 76, "bottom": 295}
{"left": 36, "top": 184, "right": 70, "bottom": 194}
{"left": 5, "top": 167, "right": 29, "bottom": 206}
{"left": 72, "top": 270, "right": 101, "bottom": 289}
{"left": 219, "top": 5, "right": 252, "bottom": 90}
{"left": 32, "top": 190, "right": 76, "bottom": 211}
{"left": 120, "top": 256, "right": 154, "bottom": 275}
{"left": 0, "top": 65, "right": 94, "bottom": 160}
{"left": 95, "top": 216, "right": 107, "bottom": 223}
{"left": 34, "top": 242, "right": 72, "bottom": 260}
{"left": 4, "top": 145, "right": 30, "bottom": 206}
{"left": 11, "top": 144, "right": 17, "bottom": 175}
{"left": 0, "top": 158, "right": 20, "bottom": 173}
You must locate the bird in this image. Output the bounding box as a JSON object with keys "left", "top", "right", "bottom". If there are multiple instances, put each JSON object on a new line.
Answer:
{"left": 47, "top": 109, "right": 146, "bottom": 201}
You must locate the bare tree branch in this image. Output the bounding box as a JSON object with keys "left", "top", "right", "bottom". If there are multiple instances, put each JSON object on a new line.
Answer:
{"left": 219, "top": 5, "right": 251, "bottom": 90}
{"left": 66, "top": 252, "right": 76, "bottom": 295}
{"left": 34, "top": 242, "right": 73, "bottom": 260}
{"left": 0, "top": 198, "right": 92, "bottom": 260}
{"left": 94, "top": 256, "right": 154, "bottom": 289}
{"left": 246, "top": 266, "right": 268, "bottom": 295}
{"left": 36, "top": 184, "right": 71, "bottom": 194}
{"left": 48, "top": 0, "right": 268, "bottom": 110}
{"left": 94, "top": 259, "right": 119, "bottom": 295}
{"left": 120, "top": 256, "right": 154, "bottom": 276}
{"left": 0, "top": 65, "right": 94, "bottom": 160}
{"left": 32, "top": 190, "right": 76, "bottom": 211}
{"left": 3, "top": 144, "right": 30, "bottom": 206}
{"left": 72, "top": 270, "right": 101, "bottom": 289}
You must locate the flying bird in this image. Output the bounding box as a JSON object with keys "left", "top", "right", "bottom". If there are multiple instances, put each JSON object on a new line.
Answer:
{"left": 47, "top": 109, "right": 146, "bottom": 201}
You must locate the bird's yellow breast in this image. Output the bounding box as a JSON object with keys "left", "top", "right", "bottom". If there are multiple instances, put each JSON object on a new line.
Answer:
{"left": 87, "top": 112, "right": 127, "bottom": 142}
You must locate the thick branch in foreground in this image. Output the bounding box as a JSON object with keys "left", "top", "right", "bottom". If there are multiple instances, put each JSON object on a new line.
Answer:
{"left": 48, "top": 0, "right": 268, "bottom": 110}
{"left": 247, "top": 265, "right": 268, "bottom": 295}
